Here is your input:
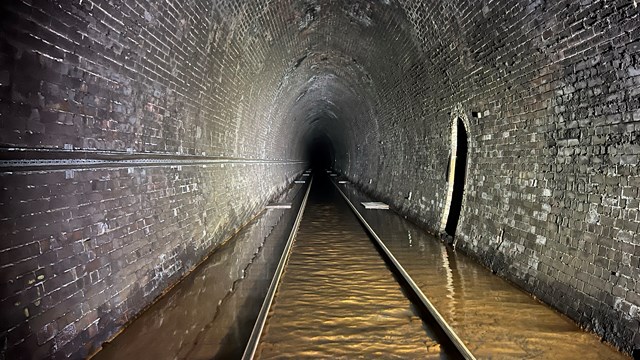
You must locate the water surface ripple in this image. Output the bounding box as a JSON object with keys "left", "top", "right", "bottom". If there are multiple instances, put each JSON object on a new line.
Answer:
{"left": 256, "top": 179, "right": 448, "bottom": 359}
{"left": 338, "top": 181, "right": 628, "bottom": 359}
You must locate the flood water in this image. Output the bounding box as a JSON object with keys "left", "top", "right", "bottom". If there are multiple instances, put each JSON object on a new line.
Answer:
{"left": 91, "top": 173, "right": 629, "bottom": 360}
{"left": 337, "top": 179, "right": 629, "bottom": 359}
{"left": 255, "top": 177, "right": 450, "bottom": 359}
{"left": 92, "top": 181, "right": 307, "bottom": 360}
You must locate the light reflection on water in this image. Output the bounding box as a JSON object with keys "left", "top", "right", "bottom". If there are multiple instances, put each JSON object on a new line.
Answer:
{"left": 91, "top": 176, "right": 628, "bottom": 360}
{"left": 340, "top": 183, "right": 628, "bottom": 360}
{"left": 92, "top": 184, "right": 306, "bottom": 360}
{"left": 256, "top": 179, "right": 450, "bottom": 359}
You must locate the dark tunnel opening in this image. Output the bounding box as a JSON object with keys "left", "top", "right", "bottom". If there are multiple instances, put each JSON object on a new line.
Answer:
{"left": 305, "top": 135, "right": 336, "bottom": 171}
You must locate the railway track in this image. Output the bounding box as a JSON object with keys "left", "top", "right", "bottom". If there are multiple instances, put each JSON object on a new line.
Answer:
{"left": 243, "top": 173, "right": 475, "bottom": 360}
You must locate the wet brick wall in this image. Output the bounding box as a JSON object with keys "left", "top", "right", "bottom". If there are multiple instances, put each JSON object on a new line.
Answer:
{"left": 0, "top": 0, "right": 304, "bottom": 358}
{"left": 365, "top": 1, "right": 640, "bottom": 354}
{"left": 1, "top": 0, "right": 639, "bottom": 357}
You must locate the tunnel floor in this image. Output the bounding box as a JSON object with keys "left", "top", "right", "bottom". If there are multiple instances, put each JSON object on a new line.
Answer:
{"left": 91, "top": 174, "right": 629, "bottom": 360}
{"left": 337, "top": 178, "right": 629, "bottom": 359}
{"left": 254, "top": 176, "right": 449, "bottom": 359}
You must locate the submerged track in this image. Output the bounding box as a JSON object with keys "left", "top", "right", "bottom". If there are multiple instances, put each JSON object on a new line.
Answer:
{"left": 244, "top": 174, "right": 474, "bottom": 359}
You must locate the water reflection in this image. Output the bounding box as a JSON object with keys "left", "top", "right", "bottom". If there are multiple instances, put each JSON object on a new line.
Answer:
{"left": 339, "top": 182, "right": 627, "bottom": 359}
{"left": 440, "top": 246, "right": 457, "bottom": 321}
{"left": 256, "top": 178, "right": 450, "bottom": 359}
{"left": 92, "top": 183, "right": 306, "bottom": 360}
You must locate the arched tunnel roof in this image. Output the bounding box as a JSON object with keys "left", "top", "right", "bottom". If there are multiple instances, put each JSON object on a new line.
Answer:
{"left": 1, "top": 0, "right": 640, "bottom": 358}
{"left": 1, "top": 0, "right": 439, "bottom": 169}
{"left": 188, "top": 0, "right": 432, "bottom": 169}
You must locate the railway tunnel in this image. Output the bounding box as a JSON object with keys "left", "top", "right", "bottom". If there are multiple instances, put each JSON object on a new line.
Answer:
{"left": 1, "top": 0, "right": 640, "bottom": 358}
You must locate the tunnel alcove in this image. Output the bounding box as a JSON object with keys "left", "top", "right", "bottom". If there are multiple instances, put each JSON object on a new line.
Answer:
{"left": 444, "top": 118, "right": 468, "bottom": 237}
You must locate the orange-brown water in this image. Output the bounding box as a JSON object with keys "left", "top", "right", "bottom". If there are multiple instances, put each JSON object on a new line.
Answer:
{"left": 255, "top": 179, "right": 449, "bottom": 359}
{"left": 91, "top": 175, "right": 629, "bottom": 360}
{"left": 338, "top": 180, "right": 629, "bottom": 359}
{"left": 92, "top": 182, "right": 307, "bottom": 360}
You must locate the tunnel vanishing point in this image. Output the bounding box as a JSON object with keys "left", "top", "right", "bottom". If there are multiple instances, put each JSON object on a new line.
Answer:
{"left": 1, "top": 0, "right": 640, "bottom": 358}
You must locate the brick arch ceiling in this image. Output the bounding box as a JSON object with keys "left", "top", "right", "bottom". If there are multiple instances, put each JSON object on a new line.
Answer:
{"left": 226, "top": 0, "right": 428, "bottom": 169}
{"left": 3, "top": 0, "right": 640, "bottom": 356}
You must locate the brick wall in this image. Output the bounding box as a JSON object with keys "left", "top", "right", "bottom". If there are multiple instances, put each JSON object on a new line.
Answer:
{"left": 342, "top": 0, "right": 640, "bottom": 354}
{"left": 0, "top": 163, "right": 300, "bottom": 358}
{"left": 0, "top": 0, "right": 305, "bottom": 358}
{"left": 1, "top": 0, "right": 639, "bottom": 357}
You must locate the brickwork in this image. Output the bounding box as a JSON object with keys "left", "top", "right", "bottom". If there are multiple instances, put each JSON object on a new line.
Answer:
{"left": 351, "top": 0, "right": 640, "bottom": 354}
{"left": 0, "top": 163, "right": 300, "bottom": 358}
{"left": 0, "top": 0, "right": 306, "bottom": 358}
{"left": 1, "top": 0, "right": 639, "bottom": 357}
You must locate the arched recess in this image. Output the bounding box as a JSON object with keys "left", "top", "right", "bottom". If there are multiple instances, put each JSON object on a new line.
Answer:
{"left": 439, "top": 112, "right": 470, "bottom": 240}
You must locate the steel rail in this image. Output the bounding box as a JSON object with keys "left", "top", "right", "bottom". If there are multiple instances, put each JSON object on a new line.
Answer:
{"left": 241, "top": 176, "right": 313, "bottom": 360}
{"left": 332, "top": 178, "right": 476, "bottom": 360}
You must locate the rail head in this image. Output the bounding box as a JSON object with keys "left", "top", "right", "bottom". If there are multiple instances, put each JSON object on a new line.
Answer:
{"left": 331, "top": 178, "right": 476, "bottom": 360}
{"left": 241, "top": 176, "right": 313, "bottom": 360}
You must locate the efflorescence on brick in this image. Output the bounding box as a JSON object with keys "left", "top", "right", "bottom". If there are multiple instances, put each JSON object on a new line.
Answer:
{"left": 0, "top": 0, "right": 639, "bottom": 358}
